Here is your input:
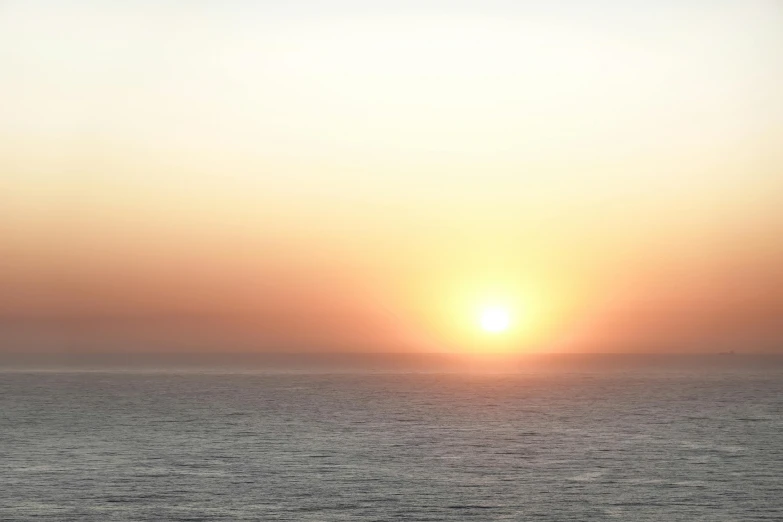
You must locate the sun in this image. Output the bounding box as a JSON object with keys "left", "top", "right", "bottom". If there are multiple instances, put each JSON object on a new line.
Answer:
{"left": 479, "top": 306, "right": 510, "bottom": 333}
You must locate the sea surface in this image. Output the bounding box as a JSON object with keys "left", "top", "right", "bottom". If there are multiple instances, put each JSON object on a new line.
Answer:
{"left": 1, "top": 355, "right": 782, "bottom": 521}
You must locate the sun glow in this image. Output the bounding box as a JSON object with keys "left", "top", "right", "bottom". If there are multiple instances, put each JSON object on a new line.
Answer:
{"left": 480, "top": 307, "right": 511, "bottom": 334}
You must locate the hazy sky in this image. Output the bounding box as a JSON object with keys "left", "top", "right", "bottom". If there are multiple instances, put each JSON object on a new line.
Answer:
{"left": 2, "top": 0, "right": 782, "bottom": 353}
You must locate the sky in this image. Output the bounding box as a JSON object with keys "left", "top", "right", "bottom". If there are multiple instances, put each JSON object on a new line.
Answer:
{"left": 1, "top": 0, "right": 782, "bottom": 354}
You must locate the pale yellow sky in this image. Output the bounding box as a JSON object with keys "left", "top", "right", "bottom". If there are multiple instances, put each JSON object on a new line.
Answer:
{"left": 1, "top": 1, "right": 782, "bottom": 353}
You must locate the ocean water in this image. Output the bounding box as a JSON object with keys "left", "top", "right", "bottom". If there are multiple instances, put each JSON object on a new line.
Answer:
{"left": 1, "top": 356, "right": 782, "bottom": 521}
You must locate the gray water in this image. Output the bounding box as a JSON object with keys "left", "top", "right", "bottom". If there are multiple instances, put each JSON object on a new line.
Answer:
{"left": 2, "top": 360, "right": 782, "bottom": 520}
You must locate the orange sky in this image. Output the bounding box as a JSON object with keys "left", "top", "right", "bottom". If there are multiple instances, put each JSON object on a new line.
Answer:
{"left": 1, "top": 1, "right": 782, "bottom": 353}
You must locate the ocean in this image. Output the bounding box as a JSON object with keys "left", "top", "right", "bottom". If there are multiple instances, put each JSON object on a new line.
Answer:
{"left": 1, "top": 355, "right": 782, "bottom": 520}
